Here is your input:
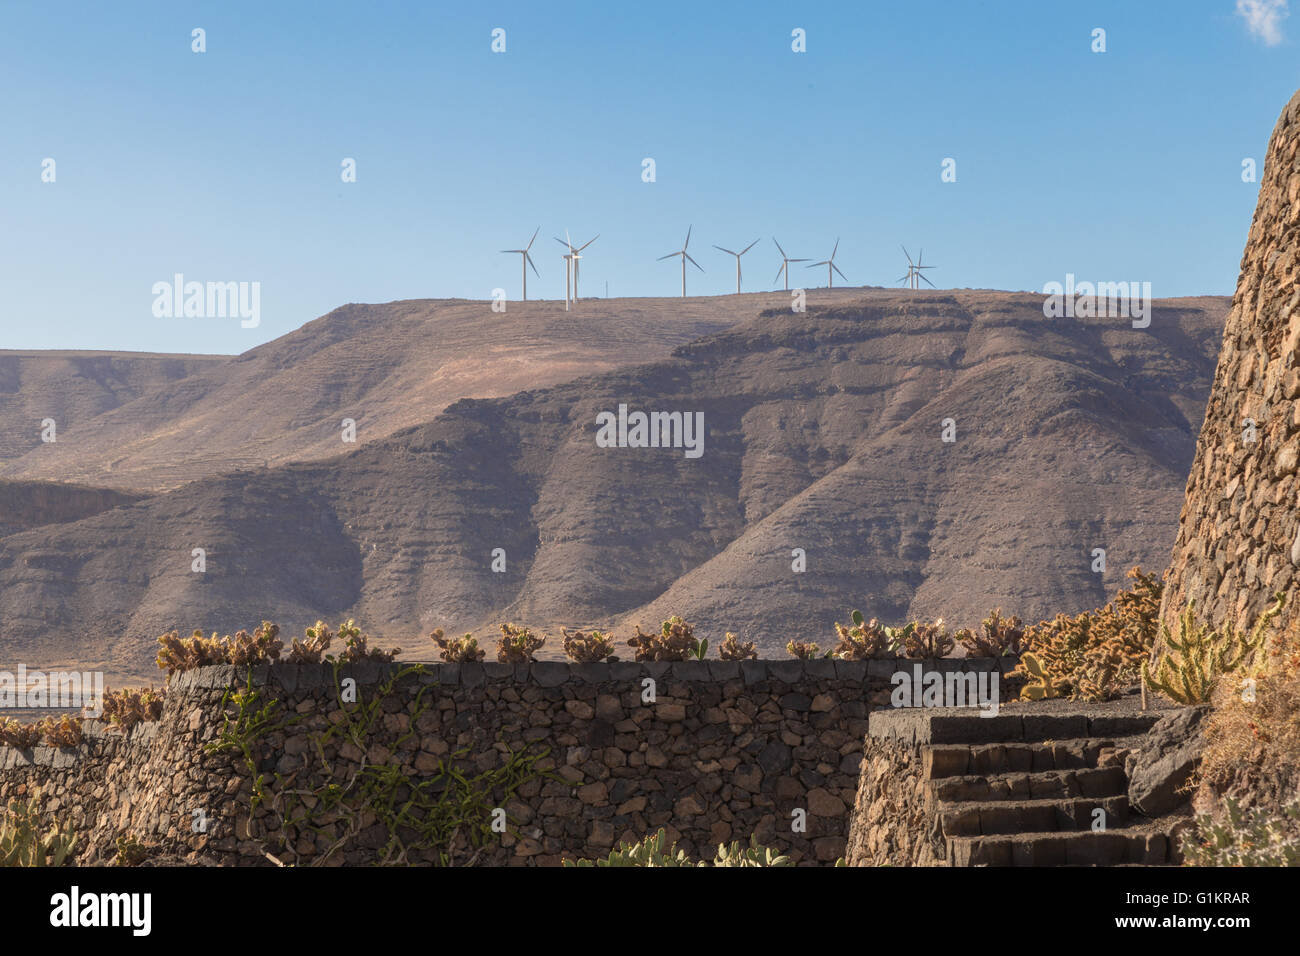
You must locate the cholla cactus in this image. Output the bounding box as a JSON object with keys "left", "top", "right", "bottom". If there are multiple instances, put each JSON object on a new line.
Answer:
{"left": 627, "top": 616, "right": 697, "bottom": 662}
{"left": 833, "top": 610, "right": 895, "bottom": 660}
{"left": 0, "top": 719, "right": 42, "bottom": 749}
{"left": 430, "top": 628, "right": 484, "bottom": 662}
{"left": 497, "top": 623, "right": 545, "bottom": 662}
{"left": 288, "top": 621, "right": 334, "bottom": 663}
{"left": 786, "top": 640, "right": 826, "bottom": 660}
{"left": 156, "top": 629, "right": 225, "bottom": 677}
{"left": 101, "top": 686, "right": 166, "bottom": 732}
{"left": 901, "top": 620, "right": 955, "bottom": 659}
{"left": 956, "top": 609, "right": 1026, "bottom": 657}
{"left": 227, "top": 621, "right": 283, "bottom": 666}
{"left": 1143, "top": 594, "right": 1285, "bottom": 705}
{"left": 155, "top": 620, "right": 283, "bottom": 676}
{"left": 37, "top": 715, "right": 83, "bottom": 749}
{"left": 336, "top": 620, "right": 400, "bottom": 662}
{"left": 561, "top": 628, "right": 618, "bottom": 663}
{"left": 717, "top": 633, "right": 757, "bottom": 661}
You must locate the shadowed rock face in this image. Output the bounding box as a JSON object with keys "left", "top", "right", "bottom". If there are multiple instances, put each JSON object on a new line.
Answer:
{"left": 0, "top": 289, "right": 1226, "bottom": 680}
{"left": 1161, "top": 88, "right": 1300, "bottom": 638}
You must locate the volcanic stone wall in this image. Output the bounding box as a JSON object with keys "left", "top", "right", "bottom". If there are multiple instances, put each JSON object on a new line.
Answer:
{"left": 1162, "top": 87, "right": 1300, "bottom": 636}
{"left": 0, "top": 657, "right": 1012, "bottom": 866}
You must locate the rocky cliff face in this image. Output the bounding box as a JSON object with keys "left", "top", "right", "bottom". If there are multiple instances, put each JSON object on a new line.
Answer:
{"left": 1161, "top": 88, "right": 1300, "bottom": 636}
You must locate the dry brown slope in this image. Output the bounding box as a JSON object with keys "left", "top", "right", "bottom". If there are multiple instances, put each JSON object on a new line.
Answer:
{"left": 0, "top": 289, "right": 1227, "bottom": 679}
{"left": 0, "top": 293, "right": 859, "bottom": 493}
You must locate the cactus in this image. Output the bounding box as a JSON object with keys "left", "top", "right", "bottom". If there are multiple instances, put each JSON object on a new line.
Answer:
{"left": 901, "top": 619, "right": 955, "bottom": 659}
{"left": 563, "top": 828, "right": 791, "bottom": 867}
{"left": 289, "top": 621, "right": 334, "bottom": 663}
{"left": 717, "top": 632, "right": 758, "bottom": 661}
{"left": 336, "top": 620, "right": 400, "bottom": 662}
{"left": 561, "top": 627, "right": 618, "bottom": 663}
{"left": 956, "top": 609, "right": 1026, "bottom": 657}
{"left": 832, "top": 611, "right": 896, "bottom": 660}
{"left": 496, "top": 623, "right": 546, "bottom": 662}
{"left": 1142, "top": 593, "right": 1285, "bottom": 705}
{"left": 430, "top": 629, "right": 484, "bottom": 662}
{"left": 0, "top": 790, "right": 76, "bottom": 866}
{"left": 786, "top": 640, "right": 828, "bottom": 660}
{"left": 101, "top": 686, "right": 166, "bottom": 732}
{"left": 1018, "top": 651, "right": 1062, "bottom": 700}
{"left": 627, "top": 616, "right": 697, "bottom": 662}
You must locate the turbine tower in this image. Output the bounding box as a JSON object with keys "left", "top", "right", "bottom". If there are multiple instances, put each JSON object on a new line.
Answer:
{"left": 713, "top": 239, "right": 761, "bottom": 294}
{"left": 899, "top": 246, "right": 936, "bottom": 290}
{"left": 500, "top": 227, "right": 540, "bottom": 301}
{"left": 772, "top": 237, "right": 810, "bottom": 290}
{"left": 658, "top": 226, "right": 703, "bottom": 297}
{"left": 807, "top": 238, "right": 847, "bottom": 288}
{"left": 556, "top": 231, "right": 599, "bottom": 306}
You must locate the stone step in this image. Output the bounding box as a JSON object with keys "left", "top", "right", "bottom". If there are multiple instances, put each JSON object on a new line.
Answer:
{"left": 947, "top": 827, "right": 1172, "bottom": 866}
{"left": 890, "top": 711, "right": 1165, "bottom": 746}
{"left": 923, "top": 739, "right": 1129, "bottom": 779}
{"left": 940, "top": 794, "right": 1129, "bottom": 837}
{"left": 926, "top": 765, "right": 1128, "bottom": 804}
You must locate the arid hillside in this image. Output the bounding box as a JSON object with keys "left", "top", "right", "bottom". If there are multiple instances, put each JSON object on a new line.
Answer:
{"left": 0, "top": 289, "right": 1227, "bottom": 681}
{"left": 0, "top": 295, "right": 822, "bottom": 493}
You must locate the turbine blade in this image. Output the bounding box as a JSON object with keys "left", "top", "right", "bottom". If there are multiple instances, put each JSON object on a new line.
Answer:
{"left": 578, "top": 235, "right": 599, "bottom": 251}
{"left": 831, "top": 237, "right": 840, "bottom": 259}
{"left": 713, "top": 245, "right": 736, "bottom": 255}
{"left": 901, "top": 245, "right": 913, "bottom": 265}
{"left": 897, "top": 275, "right": 910, "bottom": 283}
{"left": 658, "top": 252, "right": 678, "bottom": 261}
{"left": 920, "top": 273, "right": 937, "bottom": 288}
{"left": 526, "top": 252, "right": 539, "bottom": 277}
{"left": 555, "top": 237, "right": 573, "bottom": 249}
{"left": 527, "top": 226, "right": 540, "bottom": 250}
{"left": 833, "top": 262, "right": 847, "bottom": 281}
{"left": 789, "top": 258, "right": 810, "bottom": 262}
{"left": 741, "top": 239, "right": 760, "bottom": 255}
{"left": 773, "top": 237, "right": 786, "bottom": 258}
{"left": 684, "top": 225, "right": 692, "bottom": 248}
{"left": 685, "top": 252, "right": 703, "bottom": 272}
{"left": 807, "top": 261, "right": 827, "bottom": 268}
{"left": 774, "top": 264, "right": 786, "bottom": 285}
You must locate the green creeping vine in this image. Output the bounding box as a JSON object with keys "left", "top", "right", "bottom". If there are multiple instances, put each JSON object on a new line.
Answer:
{"left": 210, "top": 663, "right": 556, "bottom": 866}
{"left": 205, "top": 672, "right": 301, "bottom": 813}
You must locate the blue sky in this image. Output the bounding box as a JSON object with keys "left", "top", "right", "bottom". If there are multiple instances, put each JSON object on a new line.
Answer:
{"left": 1, "top": 0, "right": 1296, "bottom": 353}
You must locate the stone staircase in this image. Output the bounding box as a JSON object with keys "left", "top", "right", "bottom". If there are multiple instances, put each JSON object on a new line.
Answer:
{"left": 856, "top": 706, "right": 1187, "bottom": 866}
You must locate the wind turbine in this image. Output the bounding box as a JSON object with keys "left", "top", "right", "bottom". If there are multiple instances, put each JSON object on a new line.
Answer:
{"left": 659, "top": 226, "right": 703, "bottom": 297}
{"left": 807, "top": 238, "right": 847, "bottom": 288}
{"left": 556, "top": 231, "right": 598, "bottom": 307}
{"left": 713, "top": 238, "right": 761, "bottom": 294}
{"left": 772, "top": 238, "right": 810, "bottom": 290}
{"left": 500, "top": 227, "right": 540, "bottom": 301}
{"left": 898, "top": 246, "right": 936, "bottom": 290}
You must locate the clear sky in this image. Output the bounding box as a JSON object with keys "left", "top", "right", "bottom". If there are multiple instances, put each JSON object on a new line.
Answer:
{"left": 1, "top": 0, "right": 1296, "bottom": 354}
